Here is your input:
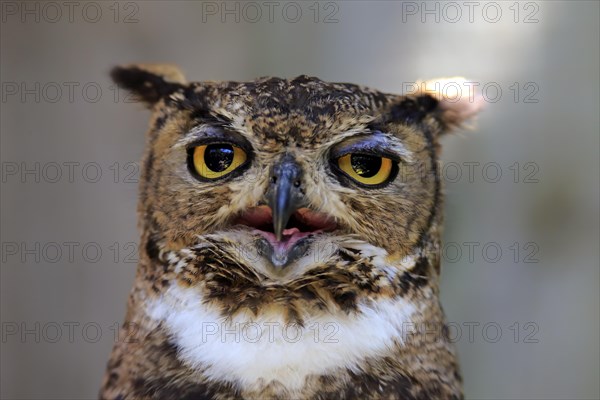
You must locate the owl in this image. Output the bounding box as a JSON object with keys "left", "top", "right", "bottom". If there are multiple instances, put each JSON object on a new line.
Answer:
{"left": 100, "top": 64, "right": 483, "bottom": 400}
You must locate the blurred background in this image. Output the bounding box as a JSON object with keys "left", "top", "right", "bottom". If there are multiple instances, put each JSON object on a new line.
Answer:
{"left": 1, "top": 1, "right": 598, "bottom": 399}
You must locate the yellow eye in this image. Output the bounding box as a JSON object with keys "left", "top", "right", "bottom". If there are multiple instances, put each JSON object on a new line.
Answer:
{"left": 337, "top": 153, "right": 394, "bottom": 186}
{"left": 191, "top": 143, "right": 247, "bottom": 179}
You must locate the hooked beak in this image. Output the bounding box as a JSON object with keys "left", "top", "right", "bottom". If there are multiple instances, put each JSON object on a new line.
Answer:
{"left": 267, "top": 154, "right": 307, "bottom": 240}
{"left": 235, "top": 155, "right": 337, "bottom": 269}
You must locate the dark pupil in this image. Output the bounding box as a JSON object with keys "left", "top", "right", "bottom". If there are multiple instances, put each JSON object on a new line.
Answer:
{"left": 205, "top": 144, "right": 234, "bottom": 172}
{"left": 351, "top": 154, "right": 381, "bottom": 177}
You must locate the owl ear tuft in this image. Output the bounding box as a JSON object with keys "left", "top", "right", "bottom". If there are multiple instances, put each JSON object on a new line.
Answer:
{"left": 110, "top": 63, "right": 187, "bottom": 106}
{"left": 390, "top": 77, "right": 485, "bottom": 134}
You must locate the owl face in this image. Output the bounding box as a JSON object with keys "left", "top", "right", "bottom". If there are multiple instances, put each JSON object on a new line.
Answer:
{"left": 112, "top": 65, "right": 482, "bottom": 318}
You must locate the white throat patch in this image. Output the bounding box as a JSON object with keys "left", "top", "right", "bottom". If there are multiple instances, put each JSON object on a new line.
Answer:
{"left": 146, "top": 285, "right": 416, "bottom": 392}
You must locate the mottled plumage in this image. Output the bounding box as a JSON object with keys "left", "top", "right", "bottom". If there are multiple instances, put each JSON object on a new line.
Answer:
{"left": 100, "top": 64, "right": 483, "bottom": 400}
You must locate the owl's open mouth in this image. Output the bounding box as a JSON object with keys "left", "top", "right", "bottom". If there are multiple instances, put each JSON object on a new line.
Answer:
{"left": 235, "top": 206, "right": 337, "bottom": 268}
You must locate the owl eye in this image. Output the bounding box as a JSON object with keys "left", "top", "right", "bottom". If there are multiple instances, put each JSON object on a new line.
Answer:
{"left": 336, "top": 153, "right": 395, "bottom": 186}
{"left": 191, "top": 143, "right": 248, "bottom": 180}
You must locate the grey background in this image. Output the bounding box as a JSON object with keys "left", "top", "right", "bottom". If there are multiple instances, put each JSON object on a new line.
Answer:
{"left": 1, "top": 1, "right": 599, "bottom": 399}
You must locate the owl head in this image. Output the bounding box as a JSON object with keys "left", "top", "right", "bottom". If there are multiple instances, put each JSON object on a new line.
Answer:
{"left": 112, "top": 64, "right": 483, "bottom": 320}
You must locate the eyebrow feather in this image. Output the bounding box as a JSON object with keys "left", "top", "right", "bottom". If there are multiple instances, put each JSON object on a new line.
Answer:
{"left": 329, "top": 131, "right": 413, "bottom": 162}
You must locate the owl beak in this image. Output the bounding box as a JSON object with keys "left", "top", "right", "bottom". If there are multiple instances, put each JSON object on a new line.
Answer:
{"left": 267, "top": 155, "right": 307, "bottom": 241}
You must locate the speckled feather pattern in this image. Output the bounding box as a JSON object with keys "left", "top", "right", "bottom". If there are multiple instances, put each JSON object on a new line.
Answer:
{"left": 100, "top": 64, "right": 481, "bottom": 400}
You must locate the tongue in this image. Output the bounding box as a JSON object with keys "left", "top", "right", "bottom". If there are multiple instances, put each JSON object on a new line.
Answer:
{"left": 282, "top": 227, "right": 301, "bottom": 236}
{"left": 255, "top": 227, "right": 312, "bottom": 255}
{"left": 269, "top": 228, "right": 313, "bottom": 267}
